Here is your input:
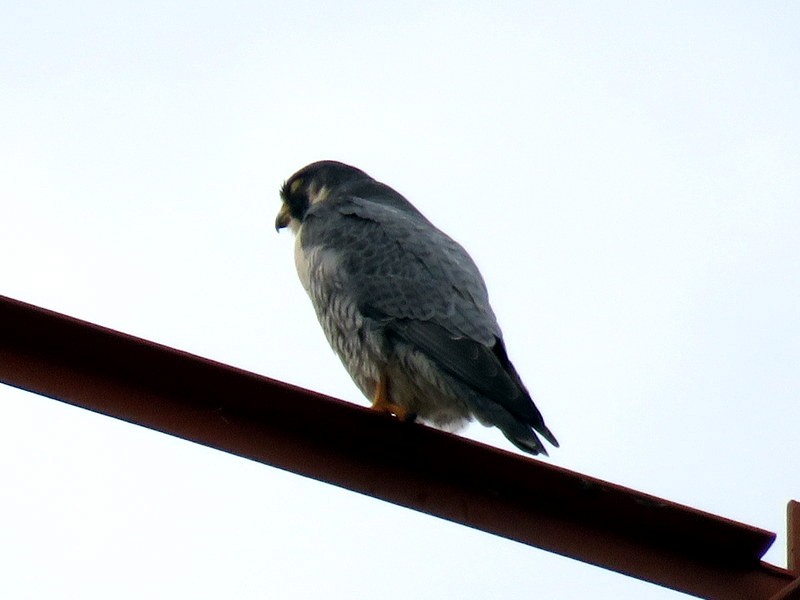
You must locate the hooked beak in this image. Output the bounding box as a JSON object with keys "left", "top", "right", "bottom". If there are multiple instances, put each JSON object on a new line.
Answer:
{"left": 275, "top": 203, "right": 291, "bottom": 232}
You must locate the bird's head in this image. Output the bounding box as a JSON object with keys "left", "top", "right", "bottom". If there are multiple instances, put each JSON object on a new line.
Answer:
{"left": 275, "top": 161, "right": 370, "bottom": 233}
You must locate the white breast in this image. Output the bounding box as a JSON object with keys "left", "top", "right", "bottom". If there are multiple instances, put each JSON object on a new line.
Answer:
{"left": 293, "top": 224, "right": 313, "bottom": 292}
{"left": 293, "top": 223, "right": 344, "bottom": 296}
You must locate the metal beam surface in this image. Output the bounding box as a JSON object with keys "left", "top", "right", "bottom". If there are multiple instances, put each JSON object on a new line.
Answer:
{"left": 0, "top": 294, "right": 797, "bottom": 599}
{"left": 789, "top": 501, "right": 800, "bottom": 574}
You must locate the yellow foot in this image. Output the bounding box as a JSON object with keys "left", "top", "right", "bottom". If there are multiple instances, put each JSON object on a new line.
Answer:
{"left": 370, "top": 373, "right": 414, "bottom": 422}
{"left": 372, "top": 398, "right": 415, "bottom": 421}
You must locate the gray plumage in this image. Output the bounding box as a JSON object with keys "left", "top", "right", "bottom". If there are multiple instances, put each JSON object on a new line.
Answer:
{"left": 275, "top": 160, "right": 558, "bottom": 455}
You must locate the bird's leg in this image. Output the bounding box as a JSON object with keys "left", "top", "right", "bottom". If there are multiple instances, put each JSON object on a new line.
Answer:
{"left": 371, "top": 372, "right": 413, "bottom": 422}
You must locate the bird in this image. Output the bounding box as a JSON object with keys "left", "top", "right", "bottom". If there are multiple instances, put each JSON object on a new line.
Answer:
{"left": 275, "top": 160, "right": 558, "bottom": 455}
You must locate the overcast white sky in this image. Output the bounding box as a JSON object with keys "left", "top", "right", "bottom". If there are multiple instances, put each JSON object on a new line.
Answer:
{"left": 2, "top": 2, "right": 799, "bottom": 598}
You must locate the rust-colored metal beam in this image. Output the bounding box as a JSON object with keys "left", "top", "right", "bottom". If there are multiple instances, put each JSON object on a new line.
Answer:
{"left": 0, "top": 294, "right": 797, "bottom": 599}
{"left": 770, "top": 577, "right": 800, "bottom": 600}
{"left": 771, "top": 504, "right": 800, "bottom": 600}
{"left": 789, "top": 501, "right": 800, "bottom": 574}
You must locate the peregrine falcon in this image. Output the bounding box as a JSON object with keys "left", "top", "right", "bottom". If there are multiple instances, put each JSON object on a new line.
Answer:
{"left": 275, "top": 161, "right": 558, "bottom": 455}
